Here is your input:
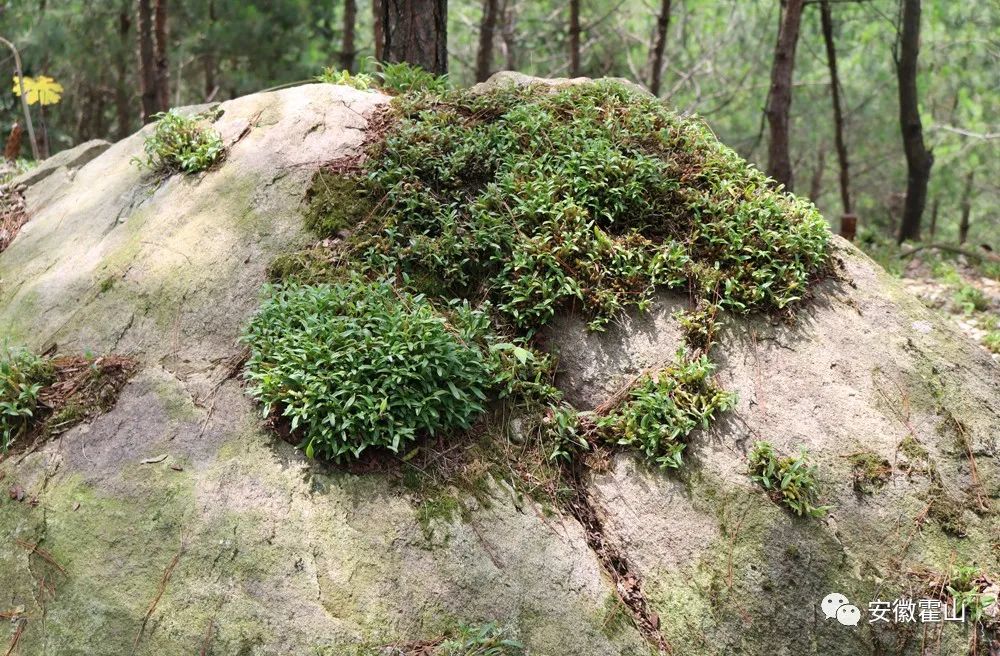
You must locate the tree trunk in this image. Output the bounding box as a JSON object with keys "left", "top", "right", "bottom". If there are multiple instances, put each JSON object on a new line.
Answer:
{"left": 153, "top": 0, "right": 169, "bottom": 112}
{"left": 341, "top": 0, "right": 357, "bottom": 72}
{"left": 116, "top": 6, "right": 132, "bottom": 139}
{"left": 895, "top": 0, "right": 933, "bottom": 244}
{"left": 204, "top": 0, "right": 218, "bottom": 100}
{"left": 568, "top": 0, "right": 581, "bottom": 77}
{"left": 958, "top": 171, "right": 973, "bottom": 245}
{"left": 379, "top": 0, "right": 448, "bottom": 75}
{"left": 500, "top": 0, "right": 517, "bottom": 70}
{"left": 809, "top": 143, "right": 825, "bottom": 202}
{"left": 765, "top": 0, "right": 805, "bottom": 191}
{"left": 646, "top": 0, "right": 670, "bottom": 96}
{"left": 373, "top": 1, "right": 385, "bottom": 62}
{"left": 820, "top": 0, "right": 851, "bottom": 215}
{"left": 136, "top": 0, "right": 158, "bottom": 123}
{"left": 475, "top": 0, "right": 499, "bottom": 82}
{"left": 928, "top": 196, "right": 938, "bottom": 238}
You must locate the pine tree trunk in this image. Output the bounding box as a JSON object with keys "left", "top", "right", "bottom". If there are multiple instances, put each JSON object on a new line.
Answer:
{"left": 958, "top": 171, "right": 974, "bottom": 245}
{"left": 895, "top": 0, "right": 933, "bottom": 244}
{"left": 820, "top": 0, "right": 851, "bottom": 215}
{"left": 380, "top": 0, "right": 448, "bottom": 75}
{"left": 341, "top": 0, "right": 357, "bottom": 72}
{"left": 568, "top": 0, "right": 581, "bottom": 77}
{"left": 153, "top": 0, "right": 169, "bottom": 112}
{"left": 136, "top": 0, "right": 158, "bottom": 123}
{"left": 646, "top": 0, "right": 670, "bottom": 96}
{"left": 765, "top": 0, "right": 805, "bottom": 191}
{"left": 475, "top": 0, "right": 499, "bottom": 82}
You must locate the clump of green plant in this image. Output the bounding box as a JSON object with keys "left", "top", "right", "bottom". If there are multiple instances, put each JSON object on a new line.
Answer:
{"left": 945, "top": 565, "right": 998, "bottom": 624}
{"left": 953, "top": 284, "right": 988, "bottom": 314}
{"left": 0, "top": 347, "right": 53, "bottom": 450}
{"left": 848, "top": 450, "right": 892, "bottom": 493}
{"left": 316, "top": 67, "right": 376, "bottom": 90}
{"left": 360, "top": 81, "right": 828, "bottom": 336}
{"left": 748, "top": 441, "right": 830, "bottom": 517}
{"left": 436, "top": 623, "right": 524, "bottom": 656}
{"left": 598, "top": 351, "right": 736, "bottom": 469}
{"left": 378, "top": 61, "right": 449, "bottom": 94}
{"left": 243, "top": 277, "right": 492, "bottom": 461}
{"left": 135, "top": 109, "right": 224, "bottom": 174}
{"left": 543, "top": 404, "right": 590, "bottom": 463}
{"left": 985, "top": 330, "right": 1000, "bottom": 354}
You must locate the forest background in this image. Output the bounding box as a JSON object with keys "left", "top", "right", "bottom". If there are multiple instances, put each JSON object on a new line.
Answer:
{"left": 0, "top": 0, "right": 996, "bottom": 248}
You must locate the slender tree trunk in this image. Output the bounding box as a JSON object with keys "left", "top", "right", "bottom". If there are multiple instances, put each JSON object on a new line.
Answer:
{"left": 820, "top": 0, "right": 851, "bottom": 215}
{"left": 116, "top": 6, "right": 132, "bottom": 139}
{"left": 568, "top": 0, "right": 581, "bottom": 76}
{"left": 373, "top": 0, "right": 385, "bottom": 62}
{"left": 895, "top": 0, "right": 933, "bottom": 244}
{"left": 809, "top": 143, "right": 825, "bottom": 202}
{"left": 500, "top": 0, "right": 517, "bottom": 70}
{"left": 204, "top": 0, "right": 218, "bottom": 100}
{"left": 765, "top": 0, "right": 805, "bottom": 191}
{"left": 475, "top": 0, "right": 499, "bottom": 82}
{"left": 379, "top": 0, "right": 448, "bottom": 75}
{"left": 646, "top": 0, "right": 671, "bottom": 96}
{"left": 153, "top": 0, "right": 169, "bottom": 112}
{"left": 341, "top": 0, "right": 357, "bottom": 72}
{"left": 958, "top": 171, "right": 973, "bottom": 245}
{"left": 928, "top": 196, "right": 938, "bottom": 238}
{"left": 137, "top": 0, "right": 158, "bottom": 122}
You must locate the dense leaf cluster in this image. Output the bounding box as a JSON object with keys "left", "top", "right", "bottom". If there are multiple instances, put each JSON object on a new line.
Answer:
{"left": 0, "top": 347, "right": 52, "bottom": 450}
{"left": 136, "top": 110, "right": 224, "bottom": 174}
{"left": 363, "top": 81, "right": 829, "bottom": 334}
{"left": 598, "top": 352, "right": 736, "bottom": 469}
{"left": 243, "top": 278, "right": 493, "bottom": 460}
{"left": 748, "top": 441, "right": 829, "bottom": 517}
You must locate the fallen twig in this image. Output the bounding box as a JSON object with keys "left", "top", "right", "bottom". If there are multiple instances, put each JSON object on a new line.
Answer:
{"left": 132, "top": 541, "right": 185, "bottom": 654}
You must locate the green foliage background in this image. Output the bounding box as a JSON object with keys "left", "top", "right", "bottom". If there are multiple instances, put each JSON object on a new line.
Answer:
{"left": 0, "top": 1, "right": 996, "bottom": 243}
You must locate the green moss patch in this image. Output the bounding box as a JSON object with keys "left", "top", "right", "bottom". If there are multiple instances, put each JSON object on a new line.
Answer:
{"left": 847, "top": 450, "right": 892, "bottom": 493}
{"left": 303, "top": 170, "right": 374, "bottom": 238}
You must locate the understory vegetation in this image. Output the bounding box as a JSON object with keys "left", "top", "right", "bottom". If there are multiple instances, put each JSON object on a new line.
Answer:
{"left": 244, "top": 78, "right": 831, "bottom": 508}
{"left": 135, "top": 109, "right": 224, "bottom": 175}
{"left": 0, "top": 347, "right": 52, "bottom": 450}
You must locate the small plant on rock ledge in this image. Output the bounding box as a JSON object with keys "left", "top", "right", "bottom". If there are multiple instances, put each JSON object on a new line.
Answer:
{"left": 0, "top": 346, "right": 52, "bottom": 450}
{"left": 135, "top": 109, "right": 224, "bottom": 174}
{"left": 748, "top": 441, "right": 831, "bottom": 518}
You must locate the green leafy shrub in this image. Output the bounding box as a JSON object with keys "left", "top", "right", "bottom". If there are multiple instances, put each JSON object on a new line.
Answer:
{"left": 953, "top": 284, "right": 988, "bottom": 314}
{"left": 378, "top": 61, "right": 449, "bottom": 94}
{"left": 985, "top": 330, "right": 1000, "bottom": 354}
{"left": 136, "top": 109, "right": 224, "bottom": 174}
{"left": 543, "top": 404, "right": 590, "bottom": 463}
{"left": 598, "top": 351, "right": 736, "bottom": 469}
{"left": 748, "top": 441, "right": 830, "bottom": 517}
{"left": 316, "top": 67, "right": 376, "bottom": 90}
{"left": 361, "top": 81, "right": 829, "bottom": 336}
{"left": 1, "top": 347, "right": 53, "bottom": 450}
{"left": 242, "top": 277, "right": 491, "bottom": 460}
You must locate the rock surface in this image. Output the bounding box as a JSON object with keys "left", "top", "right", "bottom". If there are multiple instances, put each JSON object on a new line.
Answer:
{"left": 0, "top": 78, "right": 998, "bottom": 655}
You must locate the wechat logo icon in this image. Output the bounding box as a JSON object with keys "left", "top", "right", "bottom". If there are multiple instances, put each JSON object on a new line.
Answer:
{"left": 822, "top": 592, "right": 861, "bottom": 627}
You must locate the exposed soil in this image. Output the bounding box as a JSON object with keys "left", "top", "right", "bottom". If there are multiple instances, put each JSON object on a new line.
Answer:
{"left": 4, "top": 354, "right": 138, "bottom": 460}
